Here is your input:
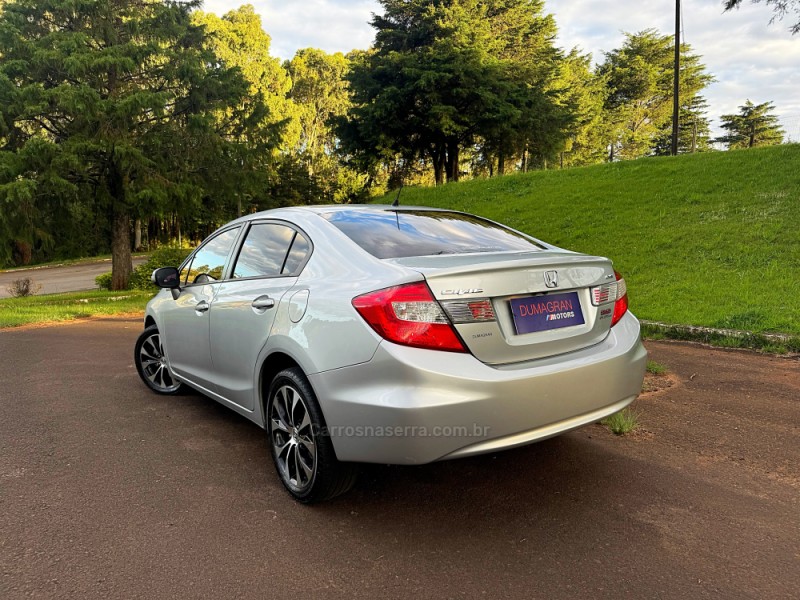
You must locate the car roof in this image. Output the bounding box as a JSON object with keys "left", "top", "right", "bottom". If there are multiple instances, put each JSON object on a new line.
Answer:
{"left": 227, "top": 204, "right": 461, "bottom": 225}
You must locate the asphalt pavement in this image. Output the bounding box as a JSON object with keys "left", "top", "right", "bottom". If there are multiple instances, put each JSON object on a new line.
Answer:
{"left": 0, "top": 258, "right": 148, "bottom": 298}
{"left": 0, "top": 317, "right": 798, "bottom": 599}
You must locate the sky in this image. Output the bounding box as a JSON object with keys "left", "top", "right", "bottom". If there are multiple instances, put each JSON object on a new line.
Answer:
{"left": 202, "top": 0, "right": 800, "bottom": 140}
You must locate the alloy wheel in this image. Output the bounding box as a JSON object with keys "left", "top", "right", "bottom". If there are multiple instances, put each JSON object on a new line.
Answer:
{"left": 138, "top": 332, "right": 181, "bottom": 393}
{"left": 270, "top": 384, "right": 317, "bottom": 493}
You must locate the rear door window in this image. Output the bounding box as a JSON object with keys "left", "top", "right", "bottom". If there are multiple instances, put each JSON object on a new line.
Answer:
{"left": 232, "top": 223, "right": 311, "bottom": 279}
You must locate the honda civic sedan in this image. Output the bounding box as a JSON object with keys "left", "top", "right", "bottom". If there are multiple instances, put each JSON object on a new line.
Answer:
{"left": 135, "top": 205, "right": 647, "bottom": 502}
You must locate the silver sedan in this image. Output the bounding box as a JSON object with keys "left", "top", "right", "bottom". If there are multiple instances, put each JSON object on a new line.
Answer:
{"left": 135, "top": 206, "right": 647, "bottom": 502}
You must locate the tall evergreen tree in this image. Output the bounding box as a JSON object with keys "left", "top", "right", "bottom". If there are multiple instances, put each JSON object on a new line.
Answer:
{"left": 287, "top": 48, "right": 367, "bottom": 202}
{"left": 598, "top": 30, "right": 714, "bottom": 160}
{"left": 193, "top": 4, "right": 296, "bottom": 216}
{"left": 340, "top": 0, "right": 567, "bottom": 185}
{"left": 716, "top": 100, "right": 785, "bottom": 149}
{"left": 653, "top": 95, "right": 712, "bottom": 155}
{"left": 549, "top": 49, "right": 609, "bottom": 168}
{"left": 0, "top": 0, "right": 262, "bottom": 286}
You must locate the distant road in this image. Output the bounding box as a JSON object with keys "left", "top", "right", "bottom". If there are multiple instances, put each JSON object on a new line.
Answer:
{"left": 0, "top": 257, "right": 148, "bottom": 298}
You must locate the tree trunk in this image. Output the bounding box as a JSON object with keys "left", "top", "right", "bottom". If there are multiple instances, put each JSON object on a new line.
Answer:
{"left": 445, "top": 141, "right": 460, "bottom": 183}
{"left": 430, "top": 145, "right": 445, "bottom": 186}
{"left": 521, "top": 145, "right": 528, "bottom": 173}
{"left": 498, "top": 152, "right": 505, "bottom": 176}
{"left": 109, "top": 160, "right": 132, "bottom": 291}
{"left": 134, "top": 218, "right": 142, "bottom": 251}
{"left": 111, "top": 207, "right": 132, "bottom": 291}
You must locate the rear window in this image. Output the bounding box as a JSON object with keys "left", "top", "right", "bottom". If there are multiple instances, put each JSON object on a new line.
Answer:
{"left": 322, "top": 210, "right": 544, "bottom": 259}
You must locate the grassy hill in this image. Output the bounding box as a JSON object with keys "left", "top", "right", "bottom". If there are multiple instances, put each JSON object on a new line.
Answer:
{"left": 380, "top": 145, "right": 800, "bottom": 337}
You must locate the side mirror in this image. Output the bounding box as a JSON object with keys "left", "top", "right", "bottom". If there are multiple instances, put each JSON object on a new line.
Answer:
{"left": 152, "top": 267, "right": 181, "bottom": 290}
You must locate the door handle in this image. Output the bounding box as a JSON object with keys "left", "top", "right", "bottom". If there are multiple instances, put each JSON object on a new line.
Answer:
{"left": 251, "top": 296, "right": 275, "bottom": 310}
{"left": 195, "top": 300, "right": 210, "bottom": 313}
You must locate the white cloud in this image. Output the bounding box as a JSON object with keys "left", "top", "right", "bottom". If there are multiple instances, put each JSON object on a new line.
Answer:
{"left": 545, "top": 0, "right": 800, "bottom": 138}
{"left": 201, "top": 0, "right": 378, "bottom": 59}
{"left": 201, "top": 0, "right": 800, "bottom": 140}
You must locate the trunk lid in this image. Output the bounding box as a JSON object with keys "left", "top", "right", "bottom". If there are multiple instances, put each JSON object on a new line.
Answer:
{"left": 388, "top": 251, "right": 617, "bottom": 364}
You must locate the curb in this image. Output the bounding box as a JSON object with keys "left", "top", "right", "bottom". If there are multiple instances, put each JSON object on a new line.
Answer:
{"left": 640, "top": 320, "right": 799, "bottom": 353}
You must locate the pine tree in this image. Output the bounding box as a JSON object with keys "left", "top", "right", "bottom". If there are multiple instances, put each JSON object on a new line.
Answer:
{"left": 340, "top": 0, "right": 567, "bottom": 185}
{"left": 598, "top": 30, "right": 714, "bottom": 160}
{"left": 0, "top": 0, "right": 262, "bottom": 286}
{"left": 716, "top": 100, "right": 785, "bottom": 149}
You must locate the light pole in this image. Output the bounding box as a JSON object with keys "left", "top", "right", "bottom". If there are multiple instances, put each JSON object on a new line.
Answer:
{"left": 671, "top": 0, "right": 681, "bottom": 156}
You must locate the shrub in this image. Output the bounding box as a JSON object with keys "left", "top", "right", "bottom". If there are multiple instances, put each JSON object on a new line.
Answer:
{"left": 129, "top": 246, "right": 192, "bottom": 291}
{"left": 95, "top": 272, "right": 112, "bottom": 290}
{"left": 94, "top": 247, "right": 191, "bottom": 291}
{"left": 6, "top": 277, "right": 41, "bottom": 297}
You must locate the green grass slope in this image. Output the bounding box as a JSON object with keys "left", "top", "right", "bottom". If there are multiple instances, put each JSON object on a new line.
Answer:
{"left": 382, "top": 145, "right": 800, "bottom": 335}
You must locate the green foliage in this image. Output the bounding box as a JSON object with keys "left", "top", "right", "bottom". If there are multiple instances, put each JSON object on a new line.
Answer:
{"left": 287, "top": 48, "right": 367, "bottom": 202}
{"left": 646, "top": 361, "right": 668, "bottom": 375}
{"left": 552, "top": 50, "right": 610, "bottom": 168}
{"left": 128, "top": 247, "right": 191, "bottom": 291}
{"left": 192, "top": 5, "right": 297, "bottom": 215}
{"left": 95, "top": 272, "right": 112, "bottom": 291}
{"left": 376, "top": 144, "right": 800, "bottom": 336}
{"left": 598, "top": 30, "right": 714, "bottom": 159}
{"left": 96, "top": 246, "right": 191, "bottom": 291}
{"left": 716, "top": 100, "right": 785, "bottom": 149}
{"left": 341, "top": 0, "right": 567, "bottom": 185}
{"left": 0, "top": 0, "right": 272, "bottom": 288}
{"left": 601, "top": 409, "right": 639, "bottom": 436}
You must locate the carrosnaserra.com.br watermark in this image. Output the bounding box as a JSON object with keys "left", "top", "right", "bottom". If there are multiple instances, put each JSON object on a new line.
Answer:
{"left": 318, "top": 424, "right": 491, "bottom": 438}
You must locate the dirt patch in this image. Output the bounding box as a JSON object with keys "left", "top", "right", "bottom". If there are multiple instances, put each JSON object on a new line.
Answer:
{"left": 641, "top": 371, "right": 678, "bottom": 395}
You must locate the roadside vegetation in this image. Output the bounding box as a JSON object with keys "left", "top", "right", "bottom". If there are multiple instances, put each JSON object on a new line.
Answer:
{"left": 382, "top": 145, "right": 800, "bottom": 340}
{"left": 601, "top": 409, "right": 640, "bottom": 436}
{"left": 0, "top": 290, "right": 152, "bottom": 329}
{"left": 646, "top": 361, "right": 668, "bottom": 375}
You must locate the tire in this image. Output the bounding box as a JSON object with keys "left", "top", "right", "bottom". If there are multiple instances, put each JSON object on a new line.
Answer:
{"left": 134, "top": 325, "right": 183, "bottom": 395}
{"left": 266, "top": 367, "right": 357, "bottom": 503}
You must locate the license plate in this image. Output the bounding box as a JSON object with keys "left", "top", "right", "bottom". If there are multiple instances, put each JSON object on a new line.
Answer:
{"left": 509, "top": 291, "right": 585, "bottom": 335}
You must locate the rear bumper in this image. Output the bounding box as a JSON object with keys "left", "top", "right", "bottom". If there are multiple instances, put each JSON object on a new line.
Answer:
{"left": 309, "top": 311, "right": 647, "bottom": 464}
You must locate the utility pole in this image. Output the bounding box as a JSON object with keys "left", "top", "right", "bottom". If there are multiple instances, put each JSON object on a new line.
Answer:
{"left": 671, "top": 0, "right": 681, "bottom": 156}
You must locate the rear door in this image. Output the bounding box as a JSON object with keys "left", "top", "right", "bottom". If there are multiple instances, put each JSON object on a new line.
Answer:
{"left": 208, "top": 221, "right": 312, "bottom": 410}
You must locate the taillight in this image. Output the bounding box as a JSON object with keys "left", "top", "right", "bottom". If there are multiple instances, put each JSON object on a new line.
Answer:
{"left": 591, "top": 271, "right": 628, "bottom": 327}
{"left": 352, "top": 282, "right": 467, "bottom": 352}
{"left": 611, "top": 271, "right": 628, "bottom": 326}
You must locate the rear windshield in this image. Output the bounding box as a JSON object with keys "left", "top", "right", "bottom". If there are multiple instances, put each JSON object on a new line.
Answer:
{"left": 322, "top": 210, "right": 544, "bottom": 259}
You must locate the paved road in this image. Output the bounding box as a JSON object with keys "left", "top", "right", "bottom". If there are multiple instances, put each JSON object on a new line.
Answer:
{"left": 1, "top": 318, "right": 798, "bottom": 599}
{"left": 0, "top": 258, "right": 148, "bottom": 298}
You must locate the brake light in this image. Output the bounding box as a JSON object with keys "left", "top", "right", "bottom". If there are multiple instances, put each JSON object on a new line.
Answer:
{"left": 611, "top": 271, "right": 628, "bottom": 327}
{"left": 352, "top": 282, "right": 467, "bottom": 352}
{"left": 590, "top": 271, "right": 628, "bottom": 327}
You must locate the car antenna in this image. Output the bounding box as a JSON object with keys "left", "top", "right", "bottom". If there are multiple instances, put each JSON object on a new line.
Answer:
{"left": 391, "top": 184, "right": 403, "bottom": 207}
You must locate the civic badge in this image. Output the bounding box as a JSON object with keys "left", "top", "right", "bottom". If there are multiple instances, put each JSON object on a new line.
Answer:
{"left": 544, "top": 270, "right": 558, "bottom": 288}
